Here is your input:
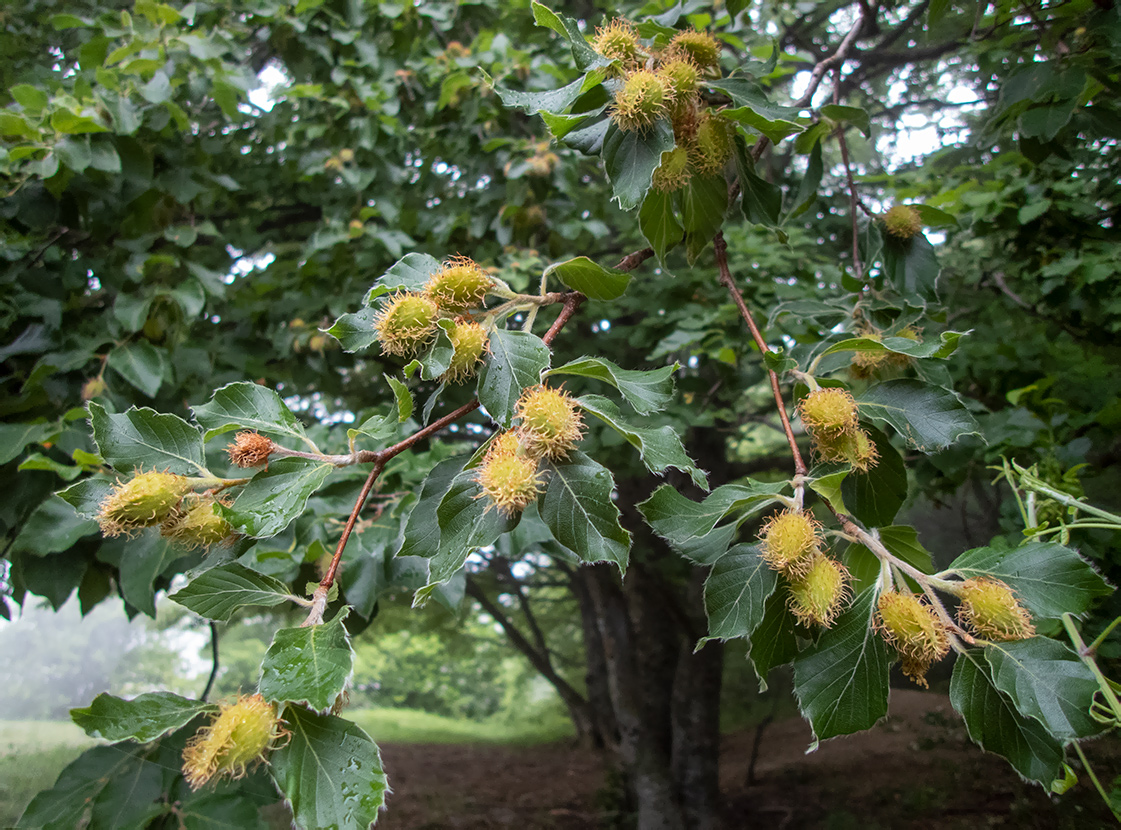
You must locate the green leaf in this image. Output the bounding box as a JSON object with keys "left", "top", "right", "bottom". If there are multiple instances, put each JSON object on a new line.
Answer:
{"left": 170, "top": 563, "right": 293, "bottom": 621}
{"left": 639, "top": 188, "right": 683, "bottom": 265}
{"left": 18, "top": 452, "right": 84, "bottom": 481}
{"left": 50, "top": 108, "right": 108, "bottom": 134}
{"left": 385, "top": 374, "right": 413, "bottom": 422}
{"left": 858, "top": 380, "right": 979, "bottom": 452}
{"left": 325, "top": 308, "right": 378, "bottom": 353}
{"left": 787, "top": 140, "right": 823, "bottom": 219}
{"left": 116, "top": 531, "right": 179, "bottom": 618}
{"left": 107, "top": 341, "right": 168, "bottom": 397}
{"left": 700, "top": 544, "right": 777, "bottom": 645}
{"left": 221, "top": 458, "right": 333, "bottom": 538}
{"left": 491, "top": 69, "right": 605, "bottom": 115}
{"left": 428, "top": 470, "right": 516, "bottom": 588}
{"left": 88, "top": 401, "right": 207, "bottom": 475}
{"left": 193, "top": 381, "right": 309, "bottom": 446}
{"left": 947, "top": 541, "right": 1111, "bottom": 622}
{"left": 793, "top": 587, "right": 892, "bottom": 743}
{"left": 538, "top": 450, "right": 631, "bottom": 570}
{"left": 70, "top": 692, "right": 214, "bottom": 743}
{"left": 707, "top": 78, "right": 799, "bottom": 121}
{"left": 0, "top": 421, "right": 55, "bottom": 464}
{"left": 736, "top": 144, "right": 782, "bottom": 227}
{"left": 882, "top": 233, "right": 940, "bottom": 306}
{"left": 58, "top": 477, "right": 114, "bottom": 519}
{"left": 17, "top": 744, "right": 164, "bottom": 830}
{"left": 259, "top": 608, "right": 353, "bottom": 711}
{"left": 722, "top": 105, "right": 803, "bottom": 145}
{"left": 950, "top": 649, "right": 1064, "bottom": 783}
{"left": 985, "top": 638, "right": 1102, "bottom": 740}
{"left": 546, "top": 356, "right": 677, "bottom": 414}
{"left": 822, "top": 330, "right": 966, "bottom": 360}
{"left": 748, "top": 591, "right": 799, "bottom": 689}
{"left": 477, "top": 329, "right": 550, "bottom": 428}
{"left": 820, "top": 103, "right": 871, "bottom": 137}
{"left": 840, "top": 426, "right": 908, "bottom": 527}
{"left": 681, "top": 173, "right": 729, "bottom": 264}
{"left": 368, "top": 252, "right": 442, "bottom": 296}
{"left": 545, "top": 256, "right": 631, "bottom": 300}
{"left": 269, "top": 706, "right": 388, "bottom": 830}
{"left": 577, "top": 394, "right": 708, "bottom": 489}
{"left": 639, "top": 481, "right": 788, "bottom": 564}
{"left": 346, "top": 410, "right": 398, "bottom": 448}
{"left": 530, "top": 2, "right": 608, "bottom": 71}
{"left": 395, "top": 457, "right": 464, "bottom": 559}
{"left": 602, "top": 120, "right": 675, "bottom": 211}
{"left": 10, "top": 496, "right": 98, "bottom": 555}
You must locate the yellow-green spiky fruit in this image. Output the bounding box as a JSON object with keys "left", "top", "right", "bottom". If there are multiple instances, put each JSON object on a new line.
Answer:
{"left": 957, "top": 577, "right": 1036, "bottom": 641}
{"left": 161, "top": 496, "right": 234, "bottom": 550}
{"left": 593, "top": 19, "right": 644, "bottom": 69}
{"left": 423, "top": 255, "right": 494, "bottom": 311}
{"left": 476, "top": 451, "right": 543, "bottom": 516}
{"left": 668, "top": 30, "right": 721, "bottom": 70}
{"left": 788, "top": 555, "right": 850, "bottom": 628}
{"left": 374, "top": 292, "right": 439, "bottom": 357}
{"left": 876, "top": 591, "right": 950, "bottom": 688}
{"left": 652, "top": 146, "right": 691, "bottom": 193}
{"left": 849, "top": 329, "right": 888, "bottom": 378}
{"left": 81, "top": 376, "right": 108, "bottom": 401}
{"left": 882, "top": 205, "right": 923, "bottom": 239}
{"left": 798, "top": 388, "right": 859, "bottom": 440}
{"left": 692, "top": 113, "right": 734, "bottom": 175}
{"left": 813, "top": 427, "right": 879, "bottom": 472}
{"left": 98, "top": 471, "right": 192, "bottom": 537}
{"left": 444, "top": 320, "right": 489, "bottom": 384}
{"left": 182, "top": 694, "right": 286, "bottom": 790}
{"left": 759, "top": 509, "right": 821, "bottom": 576}
{"left": 486, "top": 430, "right": 523, "bottom": 460}
{"left": 658, "top": 55, "right": 699, "bottom": 116}
{"left": 516, "top": 385, "right": 584, "bottom": 461}
{"left": 611, "top": 70, "right": 667, "bottom": 133}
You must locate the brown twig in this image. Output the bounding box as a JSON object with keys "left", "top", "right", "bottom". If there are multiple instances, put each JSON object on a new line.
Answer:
{"left": 301, "top": 248, "right": 650, "bottom": 625}
{"left": 835, "top": 121, "right": 865, "bottom": 280}
{"left": 713, "top": 232, "right": 806, "bottom": 478}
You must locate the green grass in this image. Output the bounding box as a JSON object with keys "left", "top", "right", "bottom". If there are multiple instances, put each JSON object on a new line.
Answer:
{"left": 348, "top": 707, "right": 574, "bottom": 745}
{"left": 0, "top": 721, "right": 99, "bottom": 828}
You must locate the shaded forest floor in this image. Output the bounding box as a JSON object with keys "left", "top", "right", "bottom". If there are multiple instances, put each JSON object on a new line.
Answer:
{"left": 376, "top": 690, "right": 1121, "bottom": 829}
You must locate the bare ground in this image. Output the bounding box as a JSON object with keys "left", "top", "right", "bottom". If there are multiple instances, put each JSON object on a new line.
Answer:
{"left": 374, "top": 691, "right": 1120, "bottom": 829}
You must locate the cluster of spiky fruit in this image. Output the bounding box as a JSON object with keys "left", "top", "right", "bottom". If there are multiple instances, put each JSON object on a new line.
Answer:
{"left": 759, "top": 509, "right": 850, "bottom": 627}
{"left": 475, "top": 385, "right": 584, "bottom": 515}
{"left": 849, "top": 326, "right": 922, "bottom": 379}
{"left": 182, "top": 694, "right": 287, "bottom": 790}
{"left": 797, "top": 388, "right": 878, "bottom": 472}
{"left": 593, "top": 20, "right": 732, "bottom": 186}
{"left": 372, "top": 256, "right": 494, "bottom": 383}
{"left": 97, "top": 470, "right": 236, "bottom": 551}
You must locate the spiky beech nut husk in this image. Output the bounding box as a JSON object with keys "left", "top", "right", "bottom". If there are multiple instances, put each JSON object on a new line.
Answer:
{"left": 798, "top": 388, "right": 859, "bottom": 440}
{"left": 485, "top": 429, "right": 523, "bottom": 460}
{"left": 652, "top": 146, "right": 692, "bottom": 193}
{"left": 876, "top": 591, "right": 950, "bottom": 688}
{"left": 444, "top": 320, "right": 489, "bottom": 383}
{"left": 759, "top": 509, "right": 822, "bottom": 576}
{"left": 81, "top": 376, "right": 107, "bottom": 401}
{"left": 593, "top": 19, "right": 643, "bottom": 68}
{"left": 98, "top": 471, "right": 192, "bottom": 536}
{"left": 476, "top": 451, "right": 543, "bottom": 516}
{"left": 611, "top": 70, "right": 667, "bottom": 133}
{"left": 374, "top": 292, "right": 439, "bottom": 356}
{"left": 423, "top": 255, "right": 494, "bottom": 311}
{"left": 958, "top": 577, "right": 1036, "bottom": 641}
{"left": 161, "top": 496, "right": 234, "bottom": 550}
{"left": 787, "top": 555, "right": 850, "bottom": 628}
{"left": 658, "top": 55, "right": 699, "bottom": 115}
{"left": 227, "top": 431, "right": 274, "bottom": 468}
{"left": 691, "top": 113, "right": 734, "bottom": 175}
{"left": 882, "top": 205, "right": 923, "bottom": 239}
{"left": 668, "top": 30, "right": 721, "bottom": 69}
{"left": 182, "top": 693, "right": 286, "bottom": 790}
{"left": 516, "top": 385, "right": 584, "bottom": 460}
{"left": 813, "top": 427, "right": 879, "bottom": 472}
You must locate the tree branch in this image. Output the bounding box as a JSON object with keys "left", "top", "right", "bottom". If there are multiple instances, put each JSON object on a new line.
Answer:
{"left": 201, "top": 621, "right": 220, "bottom": 701}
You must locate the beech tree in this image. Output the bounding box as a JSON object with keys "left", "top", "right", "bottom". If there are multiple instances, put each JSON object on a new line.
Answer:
{"left": 3, "top": 0, "right": 1121, "bottom": 828}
